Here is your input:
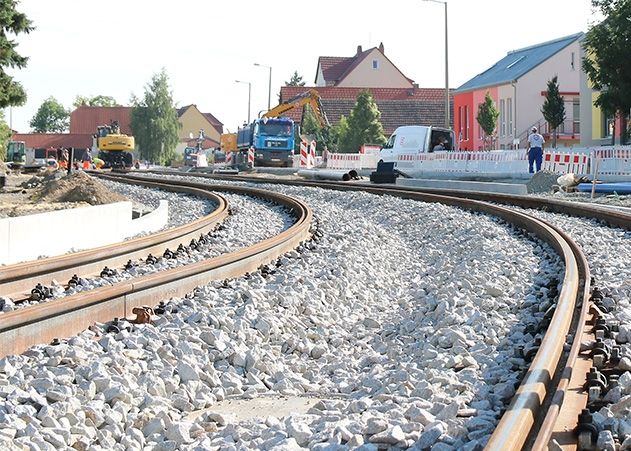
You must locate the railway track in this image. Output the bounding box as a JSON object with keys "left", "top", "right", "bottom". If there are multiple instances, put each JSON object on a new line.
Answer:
{"left": 0, "top": 176, "right": 313, "bottom": 358}
{"left": 1, "top": 170, "right": 629, "bottom": 449}
{"left": 136, "top": 170, "right": 631, "bottom": 450}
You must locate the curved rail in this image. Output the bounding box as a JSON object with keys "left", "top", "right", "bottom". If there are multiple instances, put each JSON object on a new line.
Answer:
{"left": 139, "top": 171, "right": 612, "bottom": 449}
{"left": 152, "top": 170, "right": 631, "bottom": 230}
{"left": 0, "top": 177, "right": 229, "bottom": 297}
{"left": 0, "top": 179, "right": 313, "bottom": 358}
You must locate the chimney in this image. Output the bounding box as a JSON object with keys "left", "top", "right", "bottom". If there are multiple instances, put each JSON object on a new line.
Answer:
{"left": 356, "top": 45, "right": 363, "bottom": 55}
{"left": 378, "top": 42, "right": 384, "bottom": 54}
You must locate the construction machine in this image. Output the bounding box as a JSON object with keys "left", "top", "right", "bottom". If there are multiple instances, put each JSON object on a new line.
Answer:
{"left": 6, "top": 141, "right": 26, "bottom": 169}
{"left": 95, "top": 121, "right": 135, "bottom": 169}
{"left": 263, "top": 89, "right": 330, "bottom": 127}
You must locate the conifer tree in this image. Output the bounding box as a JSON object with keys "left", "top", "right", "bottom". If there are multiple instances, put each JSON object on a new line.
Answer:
{"left": 130, "top": 69, "right": 181, "bottom": 164}
{"left": 0, "top": 0, "right": 33, "bottom": 108}
{"left": 541, "top": 76, "right": 566, "bottom": 148}
{"left": 476, "top": 92, "right": 499, "bottom": 150}
{"left": 338, "top": 91, "right": 386, "bottom": 153}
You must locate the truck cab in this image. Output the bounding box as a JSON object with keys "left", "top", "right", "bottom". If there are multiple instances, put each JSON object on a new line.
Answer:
{"left": 379, "top": 126, "right": 456, "bottom": 162}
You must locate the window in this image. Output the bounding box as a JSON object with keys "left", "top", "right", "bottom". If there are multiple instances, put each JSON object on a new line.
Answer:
{"left": 464, "top": 106, "right": 469, "bottom": 140}
{"left": 372, "top": 60, "right": 379, "bottom": 69}
{"left": 499, "top": 99, "right": 506, "bottom": 137}
{"left": 477, "top": 104, "right": 483, "bottom": 138}
{"left": 507, "top": 98, "right": 513, "bottom": 136}
{"left": 573, "top": 99, "right": 580, "bottom": 134}
{"left": 458, "top": 107, "right": 463, "bottom": 138}
{"left": 571, "top": 52, "right": 575, "bottom": 70}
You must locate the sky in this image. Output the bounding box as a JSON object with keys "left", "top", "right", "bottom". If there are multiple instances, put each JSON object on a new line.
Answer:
{"left": 5, "top": 0, "right": 599, "bottom": 134}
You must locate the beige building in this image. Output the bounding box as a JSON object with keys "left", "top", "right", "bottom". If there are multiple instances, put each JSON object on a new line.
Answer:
{"left": 315, "top": 43, "right": 414, "bottom": 89}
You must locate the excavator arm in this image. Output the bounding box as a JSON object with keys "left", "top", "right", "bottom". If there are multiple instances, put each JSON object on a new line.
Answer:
{"left": 263, "top": 89, "right": 330, "bottom": 128}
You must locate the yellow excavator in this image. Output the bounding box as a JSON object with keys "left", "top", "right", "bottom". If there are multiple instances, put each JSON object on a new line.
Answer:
{"left": 95, "top": 121, "right": 135, "bottom": 169}
{"left": 263, "top": 89, "right": 330, "bottom": 127}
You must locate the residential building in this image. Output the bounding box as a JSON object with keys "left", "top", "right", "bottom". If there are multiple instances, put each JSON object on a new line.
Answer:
{"left": 280, "top": 86, "right": 449, "bottom": 136}
{"left": 277, "top": 43, "right": 451, "bottom": 139}
{"left": 454, "top": 33, "right": 583, "bottom": 150}
{"left": 579, "top": 46, "right": 624, "bottom": 146}
{"left": 316, "top": 43, "right": 414, "bottom": 89}
{"left": 176, "top": 104, "right": 223, "bottom": 147}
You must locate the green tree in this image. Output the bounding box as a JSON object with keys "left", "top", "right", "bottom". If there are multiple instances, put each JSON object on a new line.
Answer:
{"left": 0, "top": 1, "right": 34, "bottom": 108}
{"left": 130, "top": 69, "right": 180, "bottom": 165}
{"left": 338, "top": 90, "right": 386, "bottom": 153}
{"left": 73, "top": 95, "right": 119, "bottom": 108}
{"left": 29, "top": 97, "right": 69, "bottom": 132}
{"left": 301, "top": 104, "right": 333, "bottom": 152}
{"left": 285, "top": 71, "right": 306, "bottom": 87}
{"left": 329, "top": 115, "right": 349, "bottom": 152}
{"left": 583, "top": 0, "right": 631, "bottom": 144}
{"left": 541, "top": 76, "right": 566, "bottom": 148}
{"left": 476, "top": 91, "right": 499, "bottom": 150}
{"left": 0, "top": 111, "right": 12, "bottom": 161}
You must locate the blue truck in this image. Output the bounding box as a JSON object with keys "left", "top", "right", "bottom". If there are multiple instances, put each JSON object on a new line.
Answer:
{"left": 236, "top": 117, "right": 295, "bottom": 167}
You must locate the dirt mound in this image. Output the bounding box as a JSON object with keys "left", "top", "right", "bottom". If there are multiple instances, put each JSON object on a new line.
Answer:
{"left": 34, "top": 171, "right": 128, "bottom": 205}
{"left": 526, "top": 170, "right": 560, "bottom": 194}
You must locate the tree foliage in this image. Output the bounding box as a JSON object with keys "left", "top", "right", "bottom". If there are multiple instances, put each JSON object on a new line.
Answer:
{"left": 541, "top": 76, "right": 566, "bottom": 148}
{"left": 476, "top": 91, "right": 499, "bottom": 150}
{"left": 583, "top": 0, "right": 631, "bottom": 142}
{"left": 0, "top": 0, "right": 34, "bottom": 108}
{"left": 285, "top": 71, "right": 306, "bottom": 87}
{"left": 0, "top": 111, "right": 11, "bottom": 161}
{"left": 301, "top": 104, "right": 332, "bottom": 152}
{"left": 73, "top": 95, "right": 119, "bottom": 108}
{"left": 130, "top": 69, "right": 180, "bottom": 165}
{"left": 29, "top": 97, "right": 69, "bottom": 132}
{"left": 337, "top": 90, "right": 386, "bottom": 153}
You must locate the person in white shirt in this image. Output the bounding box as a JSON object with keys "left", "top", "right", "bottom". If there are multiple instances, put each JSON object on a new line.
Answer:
{"left": 527, "top": 127, "right": 545, "bottom": 173}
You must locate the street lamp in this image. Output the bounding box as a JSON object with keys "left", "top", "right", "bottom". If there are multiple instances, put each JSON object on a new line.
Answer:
{"left": 235, "top": 80, "right": 251, "bottom": 124}
{"left": 423, "top": 0, "right": 449, "bottom": 129}
{"left": 254, "top": 63, "right": 272, "bottom": 111}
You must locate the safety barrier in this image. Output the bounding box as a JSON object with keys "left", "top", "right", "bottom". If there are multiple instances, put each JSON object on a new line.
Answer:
{"left": 322, "top": 146, "right": 630, "bottom": 180}
{"left": 592, "top": 147, "right": 631, "bottom": 178}
{"left": 247, "top": 146, "right": 255, "bottom": 167}
{"left": 542, "top": 152, "right": 590, "bottom": 174}
{"left": 326, "top": 152, "right": 380, "bottom": 170}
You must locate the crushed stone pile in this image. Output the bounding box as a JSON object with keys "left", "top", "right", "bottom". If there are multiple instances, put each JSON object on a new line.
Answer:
{"left": 33, "top": 171, "right": 128, "bottom": 205}
{"left": 526, "top": 170, "right": 560, "bottom": 194}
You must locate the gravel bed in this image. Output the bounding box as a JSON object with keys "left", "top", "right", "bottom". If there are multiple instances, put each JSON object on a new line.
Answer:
{"left": 0, "top": 179, "right": 564, "bottom": 450}
{"left": 0, "top": 193, "right": 292, "bottom": 312}
{"left": 513, "top": 205, "right": 631, "bottom": 450}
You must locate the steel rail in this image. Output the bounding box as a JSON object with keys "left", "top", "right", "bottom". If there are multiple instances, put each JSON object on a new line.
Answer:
{"left": 0, "top": 182, "right": 313, "bottom": 358}
{"left": 0, "top": 178, "right": 229, "bottom": 297}
{"left": 136, "top": 171, "right": 605, "bottom": 449}
{"left": 151, "top": 171, "right": 631, "bottom": 230}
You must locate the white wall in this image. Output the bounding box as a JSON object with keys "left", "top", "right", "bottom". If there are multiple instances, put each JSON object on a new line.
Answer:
{"left": 0, "top": 200, "right": 169, "bottom": 265}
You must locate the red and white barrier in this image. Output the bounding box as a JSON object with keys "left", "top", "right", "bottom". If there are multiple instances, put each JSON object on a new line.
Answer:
{"left": 299, "top": 139, "right": 311, "bottom": 168}
{"left": 309, "top": 140, "right": 317, "bottom": 168}
{"left": 592, "top": 147, "right": 631, "bottom": 178}
{"left": 247, "top": 146, "right": 255, "bottom": 168}
{"left": 225, "top": 152, "right": 233, "bottom": 167}
{"left": 542, "top": 152, "right": 589, "bottom": 174}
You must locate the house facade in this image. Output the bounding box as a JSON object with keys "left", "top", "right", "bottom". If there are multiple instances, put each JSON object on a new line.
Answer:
{"left": 276, "top": 43, "right": 451, "bottom": 141}
{"left": 176, "top": 104, "right": 223, "bottom": 145}
{"left": 579, "top": 46, "right": 625, "bottom": 146}
{"left": 454, "top": 33, "right": 583, "bottom": 151}
{"left": 316, "top": 43, "right": 414, "bottom": 89}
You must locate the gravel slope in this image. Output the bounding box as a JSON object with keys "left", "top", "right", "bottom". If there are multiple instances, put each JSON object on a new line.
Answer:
{"left": 0, "top": 180, "right": 564, "bottom": 450}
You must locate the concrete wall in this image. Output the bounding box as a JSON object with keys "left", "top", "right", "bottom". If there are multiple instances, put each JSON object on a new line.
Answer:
{"left": 337, "top": 49, "right": 413, "bottom": 89}
{"left": 0, "top": 201, "right": 168, "bottom": 265}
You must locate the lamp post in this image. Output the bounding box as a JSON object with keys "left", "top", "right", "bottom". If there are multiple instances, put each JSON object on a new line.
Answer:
{"left": 235, "top": 80, "right": 251, "bottom": 124}
{"left": 423, "top": 0, "right": 449, "bottom": 129}
{"left": 254, "top": 63, "right": 272, "bottom": 111}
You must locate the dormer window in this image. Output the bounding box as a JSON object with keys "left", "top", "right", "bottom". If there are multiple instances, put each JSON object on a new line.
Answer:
{"left": 372, "top": 60, "right": 379, "bottom": 70}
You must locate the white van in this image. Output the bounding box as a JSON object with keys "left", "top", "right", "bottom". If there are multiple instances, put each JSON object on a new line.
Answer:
{"left": 379, "top": 126, "right": 456, "bottom": 162}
